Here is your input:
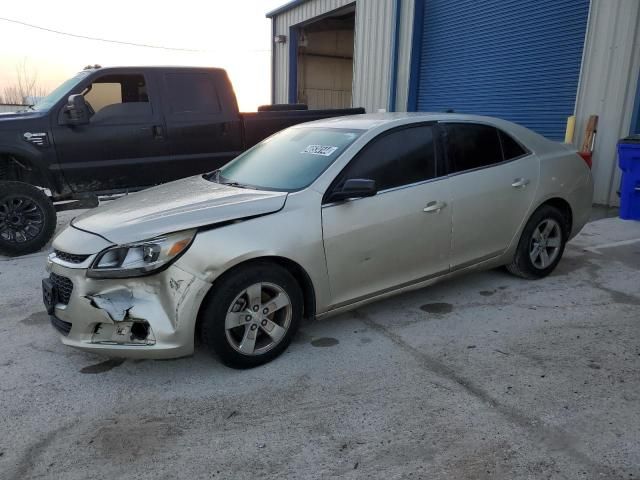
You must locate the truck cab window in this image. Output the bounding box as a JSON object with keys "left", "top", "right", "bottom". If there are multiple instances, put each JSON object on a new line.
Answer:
{"left": 83, "top": 74, "right": 150, "bottom": 123}
{"left": 165, "top": 73, "right": 221, "bottom": 116}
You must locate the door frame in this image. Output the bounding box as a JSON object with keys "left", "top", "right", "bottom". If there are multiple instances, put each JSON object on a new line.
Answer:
{"left": 629, "top": 68, "right": 640, "bottom": 135}
{"left": 288, "top": 26, "right": 299, "bottom": 104}
{"left": 406, "top": 0, "right": 426, "bottom": 112}
{"left": 287, "top": 3, "right": 356, "bottom": 105}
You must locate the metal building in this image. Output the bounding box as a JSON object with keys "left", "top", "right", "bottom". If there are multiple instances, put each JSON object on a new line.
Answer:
{"left": 267, "top": 0, "right": 640, "bottom": 206}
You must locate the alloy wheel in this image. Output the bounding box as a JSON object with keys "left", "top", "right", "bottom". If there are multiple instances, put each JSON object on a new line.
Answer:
{"left": 224, "top": 282, "right": 292, "bottom": 356}
{"left": 529, "top": 218, "right": 562, "bottom": 269}
{"left": 0, "top": 195, "right": 45, "bottom": 244}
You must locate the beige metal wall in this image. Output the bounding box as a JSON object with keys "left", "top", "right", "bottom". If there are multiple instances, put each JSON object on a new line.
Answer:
{"left": 574, "top": 0, "right": 640, "bottom": 206}
{"left": 272, "top": 0, "right": 414, "bottom": 113}
{"left": 352, "top": 0, "right": 394, "bottom": 112}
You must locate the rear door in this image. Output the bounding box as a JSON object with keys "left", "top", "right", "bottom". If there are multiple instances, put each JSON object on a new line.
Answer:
{"left": 52, "top": 71, "right": 169, "bottom": 191}
{"left": 161, "top": 70, "right": 243, "bottom": 176}
{"left": 322, "top": 124, "right": 452, "bottom": 307}
{"left": 442, "top": 122, "right": 539, "bottom": 269}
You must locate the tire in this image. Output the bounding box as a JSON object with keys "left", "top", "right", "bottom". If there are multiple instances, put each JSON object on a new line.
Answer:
{"left": 506, "top": 205, "right": 569, "bottom": 279}
{"left": 200, "top": 262, "right": 303, "bottom": 369}
{"left": 0, "top": 181, "right": 57, "bottom": 256}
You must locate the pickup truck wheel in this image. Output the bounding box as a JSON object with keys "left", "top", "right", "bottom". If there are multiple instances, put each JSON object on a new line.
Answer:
{"left": 0, "top": 181, "right": 56, "bottom": 256}
{"left": 200, "top": 262, "right": 303, "bottom": 369}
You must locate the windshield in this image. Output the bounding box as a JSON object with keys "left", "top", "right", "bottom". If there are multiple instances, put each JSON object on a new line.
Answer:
{"left": 217, "top": 127, "right": 363, "bottom": 191}
{"left": 29, "top": 71, "right": 91, "bottom": 112}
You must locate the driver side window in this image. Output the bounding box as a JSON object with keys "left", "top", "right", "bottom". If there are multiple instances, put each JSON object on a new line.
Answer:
{"left": 83, "top": 74, "right": 151, "bottom": 124}
{"left": 336, "top": 125, "right": 437, "bottom": 192}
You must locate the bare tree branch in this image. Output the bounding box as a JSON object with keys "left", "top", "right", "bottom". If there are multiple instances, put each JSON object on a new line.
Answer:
{"left": 0, "top": 58, "right": 48, "bottom": 105}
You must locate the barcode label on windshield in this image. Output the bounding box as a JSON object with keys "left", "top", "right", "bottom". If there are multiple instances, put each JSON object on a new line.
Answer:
{"left": 301, "top": 145, "right": 339, "bottom": 156}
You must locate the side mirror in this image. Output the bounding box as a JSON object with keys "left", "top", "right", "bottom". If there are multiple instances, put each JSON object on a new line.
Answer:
{"left": 329, "top": 178, "right": 377, "bottom": 202}
{"left": 62, "top": 94, "right": 89, "bottom": 125}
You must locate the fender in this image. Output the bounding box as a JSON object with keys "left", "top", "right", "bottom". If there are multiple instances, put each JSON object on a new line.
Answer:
{"left": 0, "top": 143, "right": 69, "bottom": 197}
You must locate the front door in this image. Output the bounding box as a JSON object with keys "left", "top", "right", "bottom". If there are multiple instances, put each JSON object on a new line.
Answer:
{"left": 52, "top": 71, "right": 168, "bottom": 192}
{"left": 322, "top": 124, "right": 452, "bottom": 308}
{"left": 442, "top": 122, "right": 540, "bottom": 269}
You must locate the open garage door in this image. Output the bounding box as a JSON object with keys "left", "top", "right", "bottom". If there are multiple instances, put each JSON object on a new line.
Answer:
{"left": 294, "top": 9, "right": 355, "bottom": 109}
{"left": 411, "top": 0, "right": 590, "bottom": 140}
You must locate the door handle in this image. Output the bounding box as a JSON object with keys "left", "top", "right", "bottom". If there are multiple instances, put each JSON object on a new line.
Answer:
{"left": 423, "top": 201, "right": 447, "bottom": 213}
{"left": 152, "top": 125, "right": 164, "bottom": 139}
{"left": 511, "top": 178, "right": 530, "bottom": 188}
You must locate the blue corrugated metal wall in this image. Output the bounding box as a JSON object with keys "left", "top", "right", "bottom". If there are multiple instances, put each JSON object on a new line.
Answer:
{"left": 411, "top": 0, "right": 590, "bottom": 140}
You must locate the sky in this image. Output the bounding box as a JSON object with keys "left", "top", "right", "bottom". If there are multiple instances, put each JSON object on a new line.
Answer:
{"left": 0, "top": 0, "right": 285, "bottom": 111}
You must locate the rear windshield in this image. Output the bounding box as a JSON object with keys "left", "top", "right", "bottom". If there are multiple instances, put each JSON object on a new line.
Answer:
{"left": 217, "top": 127, "right": 363, "bottom": 191}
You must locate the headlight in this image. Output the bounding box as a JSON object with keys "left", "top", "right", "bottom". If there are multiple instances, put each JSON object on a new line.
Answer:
{"left": 87, "top": 229, "right": 196, "bottom": 279}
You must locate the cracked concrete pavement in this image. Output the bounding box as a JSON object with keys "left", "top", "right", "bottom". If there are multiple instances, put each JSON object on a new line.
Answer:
{"left": 0, "top": 212, "right": 639, "bottom": 479}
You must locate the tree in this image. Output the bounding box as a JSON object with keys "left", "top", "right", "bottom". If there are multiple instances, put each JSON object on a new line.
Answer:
{"left": 0, "top": 59, "right": 48, "bottom": 105}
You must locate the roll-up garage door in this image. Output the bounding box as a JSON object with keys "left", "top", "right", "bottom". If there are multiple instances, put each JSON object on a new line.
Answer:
{"left": 414, "top": 0, "right": 590, "bottom": 140}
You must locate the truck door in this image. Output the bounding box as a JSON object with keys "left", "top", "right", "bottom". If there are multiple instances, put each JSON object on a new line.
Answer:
{"left": 51, "top": 71, "right": 170, "bottom": 192}
{"left": 161, "top": 70, "right": 243, "bottom": 175}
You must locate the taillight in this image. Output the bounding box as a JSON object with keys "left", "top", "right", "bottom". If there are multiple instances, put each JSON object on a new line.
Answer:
{"left": 578, "top": 151, "right": 592, "bottom": 169}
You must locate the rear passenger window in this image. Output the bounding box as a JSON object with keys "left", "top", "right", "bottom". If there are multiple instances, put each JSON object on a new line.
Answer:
{"left": 499, "top": 129, "right": 527, "bottom": 160}
{"left": 338, "top": 125, "right": 437, "bottom": 191}
{"left": 165, "top": 73, "right": 221, "bottom": 115}
{"left": 444, "top": 123, "right": 503, "bottom": 173}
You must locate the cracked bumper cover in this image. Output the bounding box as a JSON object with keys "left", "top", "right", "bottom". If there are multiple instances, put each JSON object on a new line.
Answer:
{"left": 46, "top": 259, "right": 211, "bottom": 359}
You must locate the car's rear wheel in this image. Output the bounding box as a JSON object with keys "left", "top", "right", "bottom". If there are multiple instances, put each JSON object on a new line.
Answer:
{"left": 506, "top": 204, "right": 568, "bottom": 279}
{"left": 0, "top": 181, "right": 56, "bottom": 256}
{"left": 200, "top": 262, "right": 303, "bottom": 368}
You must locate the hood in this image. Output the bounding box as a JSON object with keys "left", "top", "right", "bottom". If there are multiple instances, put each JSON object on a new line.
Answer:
{"left": 72, "top": 175, "right": 288, "bottom": 244}
{"left": 53, "top": 222, "right": 115, "bottom": 254}
{"left": 0, "top": 110, "right": 45, "bottom": 125}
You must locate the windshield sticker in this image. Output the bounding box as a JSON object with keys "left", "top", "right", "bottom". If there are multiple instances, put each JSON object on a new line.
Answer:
{"left": 301, "top": 145, "right": 339, "bottom": 156}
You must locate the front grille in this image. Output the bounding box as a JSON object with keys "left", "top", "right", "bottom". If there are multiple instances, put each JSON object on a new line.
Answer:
{"left": 54, "top": 250, "right": 89, "bottom": 264}
{"left": 50, "top": 315, "right": 72, "bottom": 336}
{"left": 50, "top": 273, "right": 73, "bottom": 305}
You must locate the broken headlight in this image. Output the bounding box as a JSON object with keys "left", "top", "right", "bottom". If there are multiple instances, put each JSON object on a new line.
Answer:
{"left": 87, "top": 229, "right": 196, "bottom": 278}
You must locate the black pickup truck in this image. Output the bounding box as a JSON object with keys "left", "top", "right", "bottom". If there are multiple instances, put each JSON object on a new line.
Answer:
{"left": 0, "top": 65, "right": 363, "bottom": 255}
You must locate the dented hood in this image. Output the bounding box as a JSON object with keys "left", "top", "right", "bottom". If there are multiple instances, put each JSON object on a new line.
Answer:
{"left": 72, "top": 175, "right": 288, "bottom": 244}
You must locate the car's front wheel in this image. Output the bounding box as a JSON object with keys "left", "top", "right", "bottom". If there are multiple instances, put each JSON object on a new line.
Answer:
{"left": 200, "top": 262, "right": 303, "bottom": 368}
{"left": 507, "top": 204, "right": 569, "bottom": 279}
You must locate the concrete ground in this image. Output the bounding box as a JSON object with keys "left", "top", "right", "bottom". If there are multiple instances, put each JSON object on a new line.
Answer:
{"left": 0, "top": 212, "right": 639, "bottom": 480}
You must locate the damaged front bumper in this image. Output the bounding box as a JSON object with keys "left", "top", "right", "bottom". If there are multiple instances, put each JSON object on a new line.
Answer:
{"left": 44, "top": 255, "right": 211, "bottom": 359}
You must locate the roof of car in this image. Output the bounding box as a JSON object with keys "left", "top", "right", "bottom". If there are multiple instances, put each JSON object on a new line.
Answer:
{"left": 298, "top": 112, "right": 508, "bottom": 130}
{"left": 296, "top": 112, "right": 557, "bottom": 153}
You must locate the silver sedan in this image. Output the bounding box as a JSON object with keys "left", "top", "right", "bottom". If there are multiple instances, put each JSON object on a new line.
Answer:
{"left": 45, "top": 113, "right": 593, "bottom": 368}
